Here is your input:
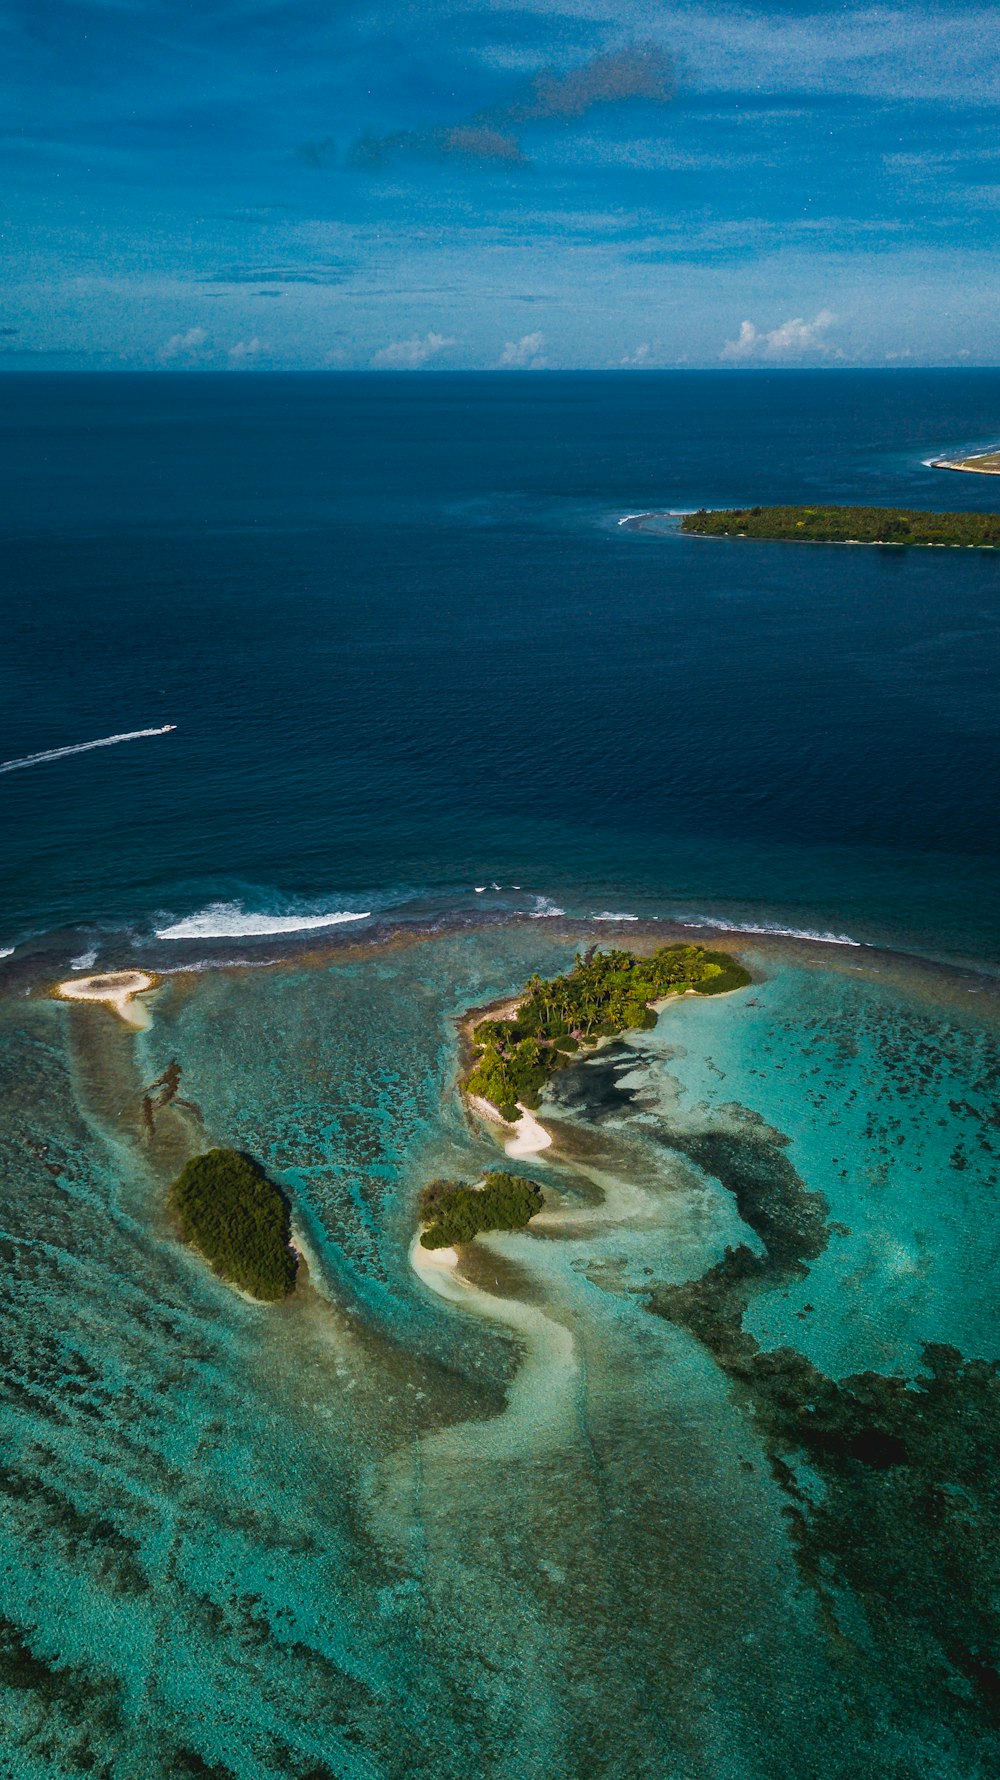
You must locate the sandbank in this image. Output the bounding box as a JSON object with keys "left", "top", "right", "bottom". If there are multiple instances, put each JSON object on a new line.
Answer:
{"left": 409, "top": 1232, "right": 462, "bottom": 1299}
{"left": 505, "top": 1103, "right": 552, "bottom": 1159}
{"left": 54, "top": 970, "right": 158, "bottom": 1029}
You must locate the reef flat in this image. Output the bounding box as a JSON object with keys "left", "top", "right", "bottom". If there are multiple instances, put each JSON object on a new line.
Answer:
{"left": 0, "top": 922, "right": 998, "bottom": 1777}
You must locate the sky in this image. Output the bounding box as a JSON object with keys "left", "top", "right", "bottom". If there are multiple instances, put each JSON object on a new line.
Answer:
{"left": 2, "top": 1, "right": 999, "bottom": 369}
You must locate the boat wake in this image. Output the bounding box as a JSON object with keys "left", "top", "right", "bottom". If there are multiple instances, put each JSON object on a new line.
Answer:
{"left": 0, "top": 725, "right": 176, "bottom": 776}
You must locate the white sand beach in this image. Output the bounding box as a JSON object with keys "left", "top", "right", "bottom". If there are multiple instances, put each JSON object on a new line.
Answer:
{"left": 505, "top": 1102, "right": 552, "bottom": 1159}
{"left": 54, "top": 970, "right": 158, "bottom": 1029}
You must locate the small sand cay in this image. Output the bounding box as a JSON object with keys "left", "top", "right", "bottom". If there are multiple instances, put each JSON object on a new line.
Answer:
{"left": 54, "top": 969, "right": 158, "bottom": 1029}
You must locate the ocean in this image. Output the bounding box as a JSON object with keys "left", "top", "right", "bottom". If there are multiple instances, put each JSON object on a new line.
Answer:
{"left": 1, "top": 373, "right": 999, "bottom": 1778}
{"left": 1, "top": 369, "right": 999, "bottom": 965}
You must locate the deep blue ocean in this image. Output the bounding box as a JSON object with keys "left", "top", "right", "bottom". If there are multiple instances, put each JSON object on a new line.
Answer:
{"left": 2, "top": 370, "right": 999, "bottom": 967}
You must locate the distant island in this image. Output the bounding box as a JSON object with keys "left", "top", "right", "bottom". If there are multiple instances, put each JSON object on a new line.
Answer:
{"left": 679, "top": 505, "right": 1000, "bottom": 547}
{"left": 930, "top": 448, "right": 1000, "bottom": 476}
{"left": 171, "top": 1147, "right": 298, "bottom": 1301}
{"left": 418, "top": 1172, "right": 544, "bottom": 1249}
{"left": 465, "top": 943, "right": 750, "bottom": 1123}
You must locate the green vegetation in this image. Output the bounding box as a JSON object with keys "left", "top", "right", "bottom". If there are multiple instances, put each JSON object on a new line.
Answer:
{"left": 419, "top": 1172, "right": 545, "bottom": 1249}
{"left": 466, "top": 945, "right": 750, "bottom": 1120}
{"left": 936, "top": 449, "right": 1000, "bottom": 474}
{"left": 680, "top": 504, "right": 1000, "bottom": 547}
{"left": 171, "top": 1147, "right": 297, "bottom": 1301}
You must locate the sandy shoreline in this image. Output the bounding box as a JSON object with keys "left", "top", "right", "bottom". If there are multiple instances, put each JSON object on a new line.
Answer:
{"left": 54, "top": 970, "right": 158, "bottom": 1029}
{"left": 930, "top": 457, "right": 1000, "bottom": 476}
{"left": 505, "top": 1103, "right": 553, "bottom": 1159}
{"left": 466, "top": 1090, "right": 553, "bottom": 1158}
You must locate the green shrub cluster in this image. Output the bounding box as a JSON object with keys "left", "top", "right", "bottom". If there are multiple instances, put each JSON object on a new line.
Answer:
{"left": 681, "top": 505, "right": 1000, "bottom": 547}
{"left": 466, "top": 945, "right": 750, "bottom": 1119}
{"left": 171, "top": 1147, "right": 297, "bottom": 1301}
{"left": 419, "top": 1172, "right": 545, "bottom": 1249}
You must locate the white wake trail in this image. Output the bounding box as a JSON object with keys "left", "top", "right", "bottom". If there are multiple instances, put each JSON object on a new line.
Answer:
{"left": 0, "top": 725, "right": 176, "bottom": 776}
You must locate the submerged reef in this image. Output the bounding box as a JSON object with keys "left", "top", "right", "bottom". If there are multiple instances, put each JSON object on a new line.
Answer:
{"left": 466, "top": 944, "right": 750, "bottom": 1120}
{"left": 171, "top": 1147, "right": 298, "bottom": 1301}
{"left": 418, "top": 1172, "right": 545, "bottom": 1249}
{"left": 681, "top": 504, "right": 1000, "bottom": 547}
{"left": 644, "top": 1123, "right": 1000, "bottom": 1737}
{"left": 547, "top": 1018, "right": 1000, "bottom": 1744}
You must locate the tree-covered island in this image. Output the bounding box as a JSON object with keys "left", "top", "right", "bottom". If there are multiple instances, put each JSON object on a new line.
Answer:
{"left": 465, "top": 944, "right": 750, "bottom": 1122}
{"left": 680, "top": 505, "right": 1000, "bottom": 547}
{"left": 170, "top": 1147, "right": 298, "bottom": 1301}
{"left": 419, "top": 1172, "right": 545, "bottom": 1248}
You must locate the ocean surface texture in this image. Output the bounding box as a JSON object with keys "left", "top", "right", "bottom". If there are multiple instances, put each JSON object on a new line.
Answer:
{"left": 1, "top": 374, "right": 999, "bottom": 1778}
{"left": 2, "top": 370, "right": 999, "bottom": 963}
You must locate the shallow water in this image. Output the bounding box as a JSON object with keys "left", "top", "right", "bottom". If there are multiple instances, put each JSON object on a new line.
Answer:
{"left": 1, "top": 927, "right": 997, "bottom": 1776}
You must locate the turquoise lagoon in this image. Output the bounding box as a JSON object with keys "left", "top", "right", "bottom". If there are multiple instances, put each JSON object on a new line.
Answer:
{"left": 1, "top": 922, "right": 998, "bottom": 1778}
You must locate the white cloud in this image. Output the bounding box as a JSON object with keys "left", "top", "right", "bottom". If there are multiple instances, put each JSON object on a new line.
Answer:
{"left": 228, "top": 336, "right": 265, "bottom": 365}
{"left": 498, "top": 330, "right": 547, "bottom": 368}
{"left": 159, "top": 326, "right": 208, "bottom": 362}
{"left": 721, "top": 309, "right": 838, "bottom": 362}
{"left": 619, "top": 342, "right": 653, "bottom": 366}
{"left": 371, "top": 331, "right": 454, "bottom": 369}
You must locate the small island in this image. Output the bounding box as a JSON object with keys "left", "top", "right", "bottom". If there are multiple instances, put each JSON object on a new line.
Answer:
{"left": 679, "top": 505, "right": 1000, "bottom": 547}
{"left": 930, "top": 448, "right": 1000, "bottom": 476}
{"left": 465, "top": 944, "right": 750, "bottom": 1122}
{"left": 54, "top": 969, "right": 158, "bottom": 1028}
{"left": 418, "top": 1172, "right": 545, "bottom": 1249}
{"left": 170, "top": 1147, "right": 298, "bottom": 1301}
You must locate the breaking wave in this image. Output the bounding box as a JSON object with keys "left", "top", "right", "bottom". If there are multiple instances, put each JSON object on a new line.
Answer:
{"left": 529, "top": 896, "right": 565, "bottom": 919}
{"left": 682, "top": 916, "right": 862, "bottom": 947}
{"left": 0, "top": 947, "right": 13, "bottom": 961}
{"left": 156, "top": 902, "right": 371, "bottom": 940}
{"left": 592, "top": 911, "right": 640, "bottom": 922}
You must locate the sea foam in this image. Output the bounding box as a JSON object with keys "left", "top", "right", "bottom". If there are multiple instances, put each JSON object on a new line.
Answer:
{"left": 0, "top": 947, "right": 13, "bottom": 960}
{"left": 682, "top": 917, "right": 862, "bottom": 947}
{"left": 592, "top": 911, "right": 640, "bottom": 922}
{"left": 529, "top": 897, "right": 566, "bottom": 918}
{"left": 156, "top": 902, "right": 371, "bottom": 940}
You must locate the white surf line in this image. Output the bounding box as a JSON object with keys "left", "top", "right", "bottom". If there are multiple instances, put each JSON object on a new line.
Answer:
{"left": 0, "top": 725, "right": 176, "bottom": 776}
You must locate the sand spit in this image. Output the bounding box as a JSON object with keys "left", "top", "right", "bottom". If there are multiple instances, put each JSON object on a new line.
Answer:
{"left": 407, "top": 1231, "right": 579, "bottom": 1457}
{"left": 930, "top": 456, "right": 1000, "bottom": 476}
{"left": 466, "top": 1091, "right": 553, "bottom": 1159}
{"left": 54, "top": 970, "right": 158, "bottom": 1029}
{"left": 505, "top": 1103, "right": 553, "bottom": 1159}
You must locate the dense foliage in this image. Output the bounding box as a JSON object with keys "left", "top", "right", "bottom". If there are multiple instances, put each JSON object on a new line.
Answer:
{"left": 419, "top": 1172, "right": 545, "bottom": 1249}
{"left": 466, "top": 945, "right": 750, "bottom": 1120}
{"left": 680, "top": 504, "right": 1000, "bottom": 547}
{"left": 171, "top": 1147, "right": 297, "bottom": 1300}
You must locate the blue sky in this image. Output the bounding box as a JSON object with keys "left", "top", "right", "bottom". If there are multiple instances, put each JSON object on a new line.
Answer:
{"left": 3, "top": 1, "right": 999, "bottom": 368}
